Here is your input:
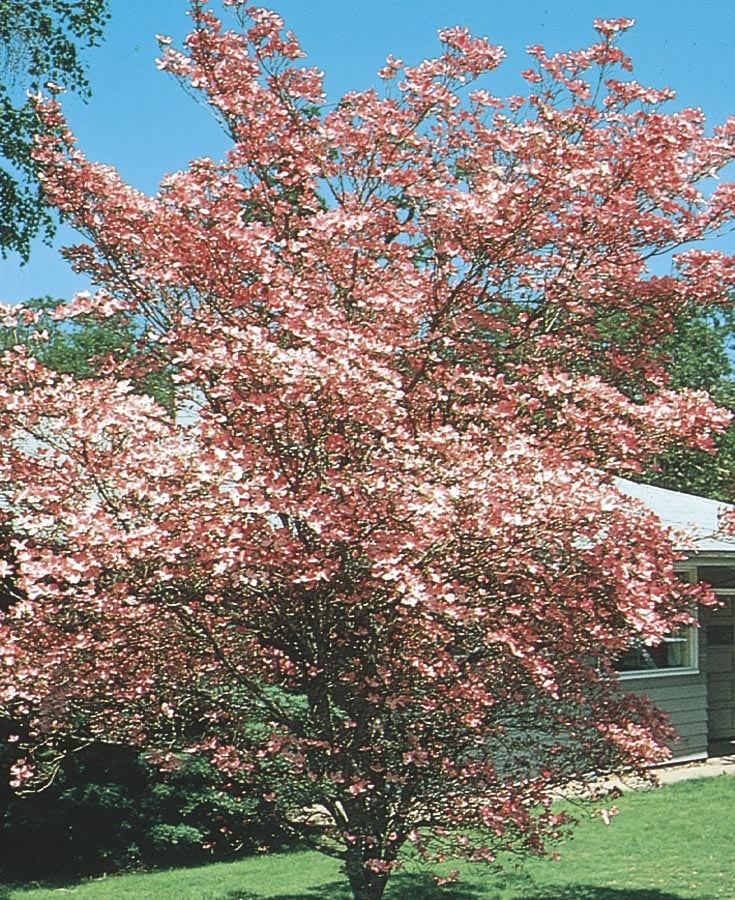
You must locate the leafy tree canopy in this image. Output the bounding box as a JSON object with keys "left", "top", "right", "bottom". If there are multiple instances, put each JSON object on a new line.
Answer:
{"left": 0, "top": 0, "right": 109, "bottom": 261}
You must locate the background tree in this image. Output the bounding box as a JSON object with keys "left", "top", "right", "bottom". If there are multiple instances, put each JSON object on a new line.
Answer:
{"left": 642, "top": 304, "right": 735, "bottom": 499}
{"left": 2, "top": 6, "right": 735, "bottom": 899}
{"left": 0, "top": 0, "right": 109, "bottom": 260}
{"left": 0, "top": 297, "right": 175, "bottom": 410}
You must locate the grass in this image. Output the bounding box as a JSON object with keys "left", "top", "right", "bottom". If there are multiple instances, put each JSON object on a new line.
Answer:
{"left": 2, "top": 776, "right": 734, "bottom": 899}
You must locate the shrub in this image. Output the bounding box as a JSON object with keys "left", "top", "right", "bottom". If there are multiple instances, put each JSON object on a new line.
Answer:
{"left": 0, "top": 742, "right": 289, "bottom": 879}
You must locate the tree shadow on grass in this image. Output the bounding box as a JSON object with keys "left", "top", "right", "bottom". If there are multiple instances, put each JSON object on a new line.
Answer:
{"left": 517, "top": 889, "right": 688, "bottom": 900}
{"left": 224, "top": 879, "right": 690, "bottom": 900}
{"left": 221, "top": 885, "right": 344, "bottom": 900}
{"left": 222, "top": 871, "right": 479, "bottom": 899}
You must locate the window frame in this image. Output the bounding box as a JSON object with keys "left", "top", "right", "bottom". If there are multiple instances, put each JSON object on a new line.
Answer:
{"left": 616, "top": 566, "right": 699, "bottom": 680}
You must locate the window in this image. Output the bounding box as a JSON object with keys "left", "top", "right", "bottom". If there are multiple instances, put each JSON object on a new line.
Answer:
{"left": 616, "top": 629, "right": 697, "bottom": 676}
{"left": 616, "top": 567, "right": 698, "bottom": 678}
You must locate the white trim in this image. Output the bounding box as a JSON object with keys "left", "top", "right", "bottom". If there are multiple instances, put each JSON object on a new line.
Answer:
{"left": 651, "top": 751, "right": 708, "bottom": 766}
{"left": 618, "top": 666, "right": 699, "bottom": 681}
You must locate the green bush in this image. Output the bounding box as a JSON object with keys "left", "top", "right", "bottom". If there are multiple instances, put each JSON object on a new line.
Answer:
{"left": 0, "top": 742, "right": 290, "bottom": 879}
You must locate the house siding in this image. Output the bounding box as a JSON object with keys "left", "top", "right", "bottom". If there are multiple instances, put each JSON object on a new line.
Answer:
{"left": 621, "top": 672, "right": 709, "bottom": 761}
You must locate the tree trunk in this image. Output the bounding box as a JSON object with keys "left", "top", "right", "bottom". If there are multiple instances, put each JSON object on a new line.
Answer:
{"left": 344, "top": 852, "right": 389, "bottom": 900}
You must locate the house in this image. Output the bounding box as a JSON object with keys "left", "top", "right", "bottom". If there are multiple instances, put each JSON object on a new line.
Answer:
{"left": 617, "top": 478, "right": 735, "bottom": 762}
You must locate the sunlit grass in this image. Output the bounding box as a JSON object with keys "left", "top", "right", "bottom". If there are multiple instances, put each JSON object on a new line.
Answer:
{"left": 3, "top": 776, "right": 734, "bottom": 899}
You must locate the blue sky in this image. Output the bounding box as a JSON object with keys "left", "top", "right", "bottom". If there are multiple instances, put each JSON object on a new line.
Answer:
{"left": 2, "top": 0, "right": 735, "bottom": 304}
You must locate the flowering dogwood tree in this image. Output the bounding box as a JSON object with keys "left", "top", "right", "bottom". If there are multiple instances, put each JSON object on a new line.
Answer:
{"left": 2, "top": 4, "right": 735, "bottom": 897}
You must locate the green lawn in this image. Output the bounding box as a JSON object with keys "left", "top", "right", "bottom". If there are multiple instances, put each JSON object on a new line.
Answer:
{"left": 2, "top": 776, "right": 734, "bottom": 899}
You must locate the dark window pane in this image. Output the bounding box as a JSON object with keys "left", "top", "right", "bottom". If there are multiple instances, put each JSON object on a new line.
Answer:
{"left": 697, "top": 567, "right": 735, "bottom": 589}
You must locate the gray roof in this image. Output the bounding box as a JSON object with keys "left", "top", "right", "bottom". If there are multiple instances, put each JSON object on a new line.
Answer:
{"left": 617, "top": 478, "right": 735, "bottom": 557}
